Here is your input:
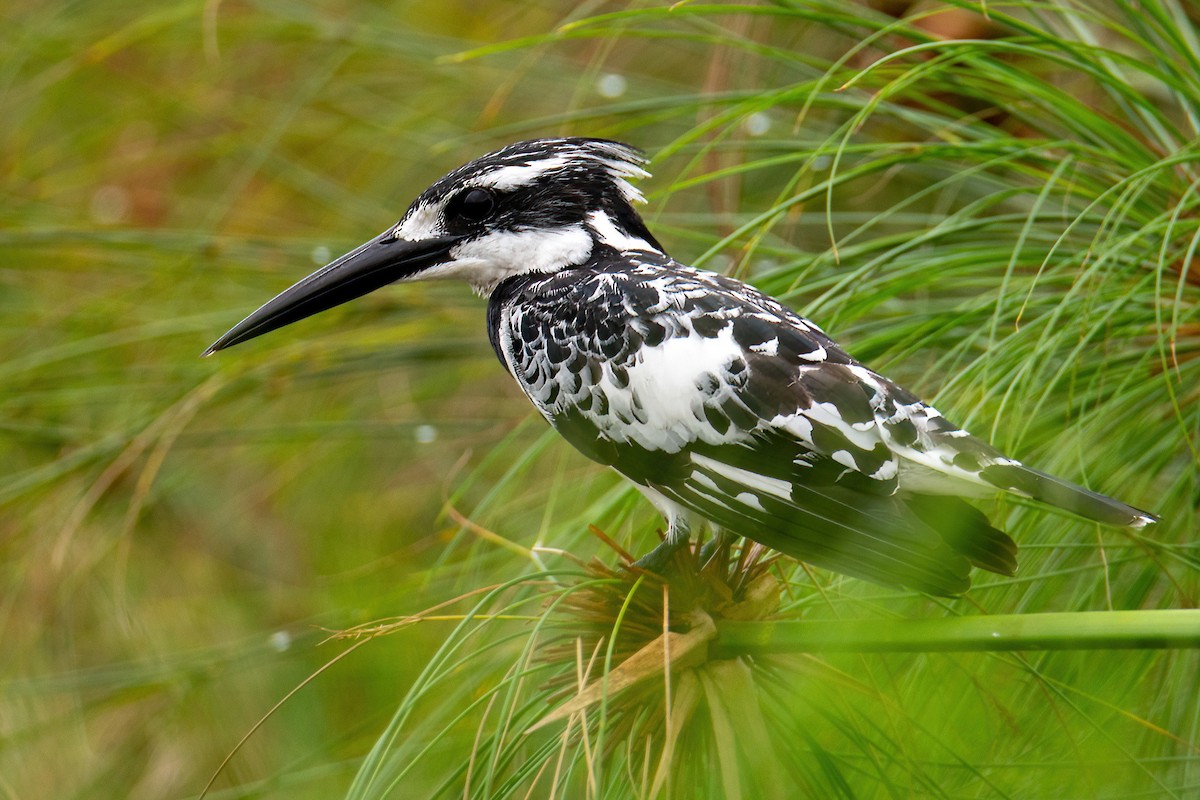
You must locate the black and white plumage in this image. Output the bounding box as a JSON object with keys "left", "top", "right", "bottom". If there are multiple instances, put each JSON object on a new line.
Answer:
{"left": 205, "top": 138, "right": 1158, "bottom": 595}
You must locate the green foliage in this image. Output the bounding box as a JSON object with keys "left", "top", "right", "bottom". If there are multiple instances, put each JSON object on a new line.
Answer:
{"left": 1, "top": 1, "right": 1197, "bottom": 798}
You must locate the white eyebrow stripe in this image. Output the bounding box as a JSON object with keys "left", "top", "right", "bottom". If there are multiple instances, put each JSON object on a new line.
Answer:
{"left": 473, "top": 157, "right": 572, "bottom": 191}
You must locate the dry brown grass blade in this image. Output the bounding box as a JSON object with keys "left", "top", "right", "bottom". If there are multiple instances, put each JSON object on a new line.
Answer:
{"left": 527, "top": 610, "right": 716, "bottom": 733}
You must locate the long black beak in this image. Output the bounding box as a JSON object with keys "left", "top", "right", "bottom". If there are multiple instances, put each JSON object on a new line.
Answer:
{"left": 203, "top": 230, "right": 463, "bottom": 356}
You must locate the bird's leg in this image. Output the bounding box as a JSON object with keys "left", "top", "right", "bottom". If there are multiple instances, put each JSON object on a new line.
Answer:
{"left": 630, "top": 515, "right": 691, "bottom": 574}
{"left": 697, "top": 530, "right": 734, "bottom": 566}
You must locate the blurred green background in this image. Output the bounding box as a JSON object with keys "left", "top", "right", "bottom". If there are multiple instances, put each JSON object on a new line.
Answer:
{"left": 3, "top": 1, "right": 1198, "bottom": 798}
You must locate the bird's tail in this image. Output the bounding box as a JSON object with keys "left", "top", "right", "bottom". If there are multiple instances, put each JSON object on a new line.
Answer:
{"left": 978, "top": 462, "right": 1158, "bottom": 528}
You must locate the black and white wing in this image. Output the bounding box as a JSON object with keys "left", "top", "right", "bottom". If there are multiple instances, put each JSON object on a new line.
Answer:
{"left": 490, "top": 253, "right": 1154, "bottom": 594}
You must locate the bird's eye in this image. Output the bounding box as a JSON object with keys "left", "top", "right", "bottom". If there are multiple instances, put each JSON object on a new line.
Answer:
{"left": 451, "top": 188, "right": 496, "bottom": 223}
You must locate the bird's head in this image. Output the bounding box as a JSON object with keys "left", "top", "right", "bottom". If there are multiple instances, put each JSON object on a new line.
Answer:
{"left": 203, "top": 138, "right": 660, "bottom": 355}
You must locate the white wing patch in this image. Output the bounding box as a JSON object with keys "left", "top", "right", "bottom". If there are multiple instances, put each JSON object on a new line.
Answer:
{"left": 691, "top": 453, "right": 793, "bottom": 501}
{"left": 590, "top": 324, "right": 752, "bottom": 451}
{"left": 803, "top": 401, "right": 879, "bottom": 451}
{"left": 799, "top": 344, "right": 826, "bottom": 361}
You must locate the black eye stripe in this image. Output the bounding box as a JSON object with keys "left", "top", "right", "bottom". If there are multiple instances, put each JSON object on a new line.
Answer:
{"left": 451, "top": 187, "right": 497, "bottom": 222}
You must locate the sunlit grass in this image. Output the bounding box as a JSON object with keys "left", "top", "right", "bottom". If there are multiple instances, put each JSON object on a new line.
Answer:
{"left": 2, "top": 0, "right": 1197, "bottom": 798}
{"left": 336, "top": 2, "right": 1199, "bottom": 797}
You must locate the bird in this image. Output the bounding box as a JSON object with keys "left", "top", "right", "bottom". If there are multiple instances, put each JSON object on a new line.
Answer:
{"left": 204, "top": 137, "right": 1158, "bottom": 595}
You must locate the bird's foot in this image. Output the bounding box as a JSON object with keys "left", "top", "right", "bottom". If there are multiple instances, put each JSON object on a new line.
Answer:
{"left": 630, "top": 536, "right": 688, "bottom": 575}
{"left": 696, "top": 531, "right": 733, "bottom": 567}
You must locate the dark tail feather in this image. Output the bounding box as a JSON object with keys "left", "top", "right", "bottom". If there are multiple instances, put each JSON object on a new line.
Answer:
{"left": 663, "top": 475, "right": 975, "bottom": 596}
{"left": 906, "top": 494, "right": 1018, "bottom": 576}
{"left": 978, "top": 463, "right": 1159, "bottom": 528}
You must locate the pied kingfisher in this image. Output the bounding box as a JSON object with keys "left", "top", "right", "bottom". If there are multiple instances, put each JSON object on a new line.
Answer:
{"left": 205, "top": 138, "right": 1157, "bottom": 595}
